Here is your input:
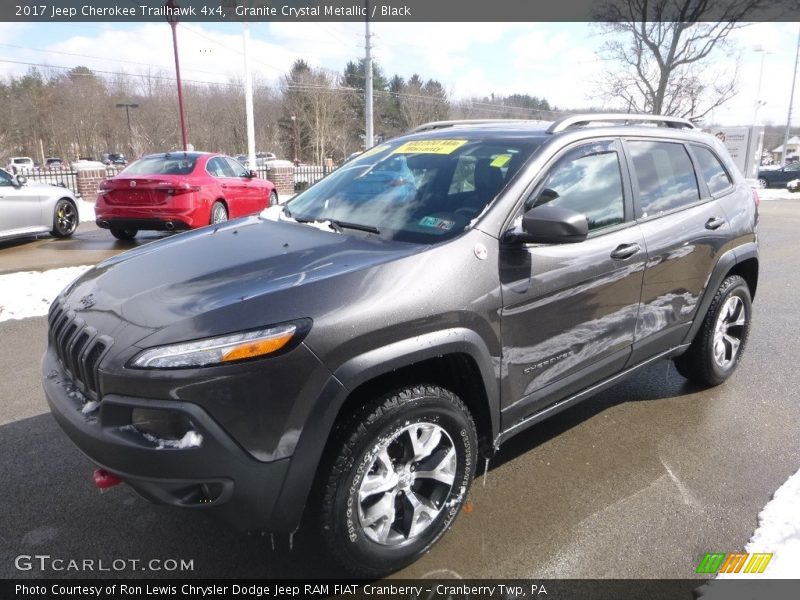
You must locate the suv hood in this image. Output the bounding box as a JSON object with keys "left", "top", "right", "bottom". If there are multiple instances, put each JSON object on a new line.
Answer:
{"left": 63, "top": 216, "right": 424, "bottom": 335}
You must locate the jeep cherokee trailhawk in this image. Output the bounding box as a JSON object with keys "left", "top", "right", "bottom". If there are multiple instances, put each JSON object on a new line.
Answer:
{"left": 43, "top": 114, "right": 758, "bottom": 576}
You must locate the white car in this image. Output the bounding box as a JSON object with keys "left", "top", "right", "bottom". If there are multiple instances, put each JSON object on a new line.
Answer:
{"left": 0, "top": 168, "right": 79, "bottom": 241}
{"left": 787, "top": 178, "right": 800, "bottom": 193}
{"left": 6, "top": 156, "right": 35, "bottom": 174}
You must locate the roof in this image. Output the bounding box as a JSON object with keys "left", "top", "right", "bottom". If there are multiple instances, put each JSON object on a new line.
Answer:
{"left": 771, "top": 136, "right": 800, "bottom": 153}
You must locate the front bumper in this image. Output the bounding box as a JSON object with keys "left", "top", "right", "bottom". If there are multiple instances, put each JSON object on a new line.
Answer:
{"left": 42, "top": 348, "right": 290, "bottom": 531}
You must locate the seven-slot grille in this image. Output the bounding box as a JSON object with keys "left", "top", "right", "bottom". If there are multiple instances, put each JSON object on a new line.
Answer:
{"left": 48, "top": 299, "right": 111, "bottom": 401}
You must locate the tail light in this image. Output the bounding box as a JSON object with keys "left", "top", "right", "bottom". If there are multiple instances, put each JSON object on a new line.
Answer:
{"left": 166, "top": 183, "right": 201, "bottom": 196}
{"left": 98, "top": 180, "right": 113, "bottom": 191}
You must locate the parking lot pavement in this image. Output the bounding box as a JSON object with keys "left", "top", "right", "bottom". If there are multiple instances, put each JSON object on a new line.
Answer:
{"left": 1, "top": 199, "right": 799, "bottom": 579}
{"left": 0, "top": 223, "right": 169, "bottom": 276}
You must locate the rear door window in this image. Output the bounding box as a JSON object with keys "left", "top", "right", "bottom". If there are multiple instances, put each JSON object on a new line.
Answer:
{"left": 692, "top": 145, "right": 732, "bottom": 195}
{"left": 627, "top": 141, "right": 700, "bottom": 217}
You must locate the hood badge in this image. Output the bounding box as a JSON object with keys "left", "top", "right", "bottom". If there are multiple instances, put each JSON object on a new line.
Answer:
{"left": 77, "top": 294, "right": 95, "bottom": 310}
{"left": 474, "top": 243, "right": 488, "bottom": 260}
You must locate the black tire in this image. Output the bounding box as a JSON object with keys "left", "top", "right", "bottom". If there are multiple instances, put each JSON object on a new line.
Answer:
{"left": 674, "top": 275, "right": 752, "bottom": 386}
{"left": 757, "top": 177, "right": 769, "bottom": 189}
{"left": 210, "top": 201, "right": 228, "bottom": 224}
{"left": 317, "top": 385, "right": 477, "bottom": 577}
{"left": 110, "top": 227, "right": 138, "bottom": 241}
{"left": 269, "top": 190, "right": 279, "bottom": 207}
{"left": 50, "top": 198, "right": 78, "bottom": 238}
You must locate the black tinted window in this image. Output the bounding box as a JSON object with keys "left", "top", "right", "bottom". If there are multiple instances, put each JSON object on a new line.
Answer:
{"left": 693, "top": 146, "right": 732, "bottom": 195}
{"left": 530, "top": 141, "right": 625, "bottom": 231}
{"left": 123, "top": 156, "right": 197, "bottom": 175}
{"left": 628, "top": 141, "right": 700, "bottom": 217}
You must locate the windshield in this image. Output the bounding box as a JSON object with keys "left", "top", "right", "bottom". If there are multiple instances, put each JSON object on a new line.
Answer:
{"left": 285, "top": 136, "right": 540, "bottom": 243}
{"left": 122, "top": 155, "right": 197, "bottom": 176}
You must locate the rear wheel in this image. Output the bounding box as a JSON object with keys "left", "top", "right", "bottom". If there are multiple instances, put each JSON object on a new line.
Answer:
{"left": 317, "top": 385, "right": 477, "bottom": 577}
{"left": 269, "top": 190, "right": 278, "bottom": 206}
{"left": 50, "top": 199, "right": 78, "bottom": 238}
{"left": 210, "top": 201, "right": 228, "bottom": 224}
{"left": 674, "top": 275, "right": 752, "bottom": 386}
{"left": 110, "top": 227, "right": 138, "bottom": 241}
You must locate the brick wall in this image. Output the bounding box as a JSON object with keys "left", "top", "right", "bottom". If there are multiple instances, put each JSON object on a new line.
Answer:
{"left": 75, "top": 168, "right": 107, "bottom": 202}
{"left": 265, "top": 166, "right": 295, "bottom": 197}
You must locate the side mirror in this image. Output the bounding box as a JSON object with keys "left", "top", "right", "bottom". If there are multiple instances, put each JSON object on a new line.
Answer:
{"left": 248, "top": 170, "right": 257, "bottom": 178}
{"left": 15, "top": 174, "right": 28, "bottom": 187}
{"left": 506, "top": 205, "right": 588, "bottom": 244}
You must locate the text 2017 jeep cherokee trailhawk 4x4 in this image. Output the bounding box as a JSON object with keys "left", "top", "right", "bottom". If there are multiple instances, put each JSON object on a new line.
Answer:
{"left": 43, "top": 114, "right": 758, "bottom": 576}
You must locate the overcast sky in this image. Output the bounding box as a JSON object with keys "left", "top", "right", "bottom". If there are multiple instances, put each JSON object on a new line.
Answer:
{"left": 0, "top": 20, "right": 798, "bottom": 127}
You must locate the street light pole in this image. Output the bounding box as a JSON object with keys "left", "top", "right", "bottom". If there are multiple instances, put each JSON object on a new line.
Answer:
{"left": 115, "top": 102, "right": 139, "bottom": 156}
{"left": 753, "top": 46, "right": 771, "bottom": 125}
{"left": 782, "top": 25, "right": 800, "bottom": 167}
{"left": 166, "top": 0, "right": 188, "bottom": 151}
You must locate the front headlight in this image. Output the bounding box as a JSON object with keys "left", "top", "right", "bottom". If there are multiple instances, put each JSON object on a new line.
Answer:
{"left": 130, "top": 323, "right": 299, "bottom": 369}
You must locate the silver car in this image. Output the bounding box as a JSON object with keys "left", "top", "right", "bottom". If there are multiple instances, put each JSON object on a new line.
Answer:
{"left": 0, "top": 168, "right": 79, "bottom": 241}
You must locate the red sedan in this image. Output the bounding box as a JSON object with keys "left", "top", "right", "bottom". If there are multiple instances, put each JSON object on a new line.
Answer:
{"left": 95, "top": 152, "right": 277, "bottom": 240}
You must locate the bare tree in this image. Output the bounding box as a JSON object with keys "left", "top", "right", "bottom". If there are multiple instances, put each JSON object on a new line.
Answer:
{"left": 595, "top": 0, "right": 770, "bottom": 118}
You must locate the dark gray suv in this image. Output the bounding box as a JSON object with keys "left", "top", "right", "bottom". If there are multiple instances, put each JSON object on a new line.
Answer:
{"left": 43, "top": 114, "right": 758, "bottom": 576}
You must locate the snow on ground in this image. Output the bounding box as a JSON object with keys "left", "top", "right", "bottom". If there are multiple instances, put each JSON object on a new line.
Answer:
{"left": 716, "top": 468, "right": 800, "bottom": 578}
{"left": 0, "top": 265, "right": 92, "bottom": 323}
{"left": 75, "top": 198, "right": 95, "bottom": 223}
{"left": 756, "top": 187, "right": 798, "bottom": 201}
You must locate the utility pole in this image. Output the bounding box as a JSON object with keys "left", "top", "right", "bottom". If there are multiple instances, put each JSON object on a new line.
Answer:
{"left": 782, "top": 25, "right": 800, "bottom": 166}
{"left": 242, "top": 14, "right": 256, "bottom": 171}
{"left": 115, "top": 103, "right": 139, "bottom": 156}
{"left": 364, "top": 0, "right": 374, "bottom": 150}
{"left": 166, "top": 0, "right": 188, "bottom": 151}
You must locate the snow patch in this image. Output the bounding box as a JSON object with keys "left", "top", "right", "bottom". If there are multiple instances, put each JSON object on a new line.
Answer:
{"left": 81, "top": 400, "right": 100, "bottom": 415}
{"left": 718, "top": 467, "right": 800, "bottom": 578}
{"left": 76, "top": 198, "right": 96, "bottom": 223}
{"left": 0, "top": 265, "right": 92, "bottom": 322}
{"left": 141, "top": 429, "right": 203, "bottom": 450}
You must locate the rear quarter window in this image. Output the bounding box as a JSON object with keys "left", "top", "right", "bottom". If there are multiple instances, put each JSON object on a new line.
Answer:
{"left": 628, "top": 141, "right": 700, "bottom": 218}
{"left": 692, "top": 145, "right": 733, "bottom": 195}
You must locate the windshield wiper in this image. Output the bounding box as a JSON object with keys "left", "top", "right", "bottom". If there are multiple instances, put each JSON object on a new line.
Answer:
{"left": 329, "top": 220, "right": 380, "bottom": 234}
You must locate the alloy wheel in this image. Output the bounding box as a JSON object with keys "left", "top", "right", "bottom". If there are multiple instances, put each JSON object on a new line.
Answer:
{"left": 357, "top": 422, "right": 456, "bottom": 546}
{"left": 712, "top": 295, "right": 746, "bottom": 369}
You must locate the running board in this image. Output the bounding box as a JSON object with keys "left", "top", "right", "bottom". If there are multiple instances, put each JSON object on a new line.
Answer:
{"left": 495, "top": 344, "right": 690, "bottom": 447}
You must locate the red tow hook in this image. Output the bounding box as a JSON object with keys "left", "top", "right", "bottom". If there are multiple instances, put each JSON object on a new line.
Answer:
{"left": 93, "top": 468, "right": 122, "bottom": 490}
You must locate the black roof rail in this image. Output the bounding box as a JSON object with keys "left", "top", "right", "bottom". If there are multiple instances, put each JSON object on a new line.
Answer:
{"left": 547, "top": 113, "right": 696, "bottom": 134}
{"left": 407, "top": 119, "right": 541, "bottom": 133}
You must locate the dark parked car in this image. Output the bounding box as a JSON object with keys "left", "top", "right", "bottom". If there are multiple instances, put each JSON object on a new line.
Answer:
{"left": 95, "top": 151, "right": 278, "bottom": 240}
{"left": 43, "top": 114, "right": 758, "bottom": 576}
{"left": 757, "top": 162, "right": 800, "bottom": 188}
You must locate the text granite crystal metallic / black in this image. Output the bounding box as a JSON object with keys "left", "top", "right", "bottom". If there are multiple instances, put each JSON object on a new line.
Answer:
{"left": 43, "top": 114, "right": 759, "bottom": 576}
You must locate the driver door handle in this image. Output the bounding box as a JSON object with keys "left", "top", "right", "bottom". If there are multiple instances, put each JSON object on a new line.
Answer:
{"left": 705, "top": 216, "right": 726, "bottom": 230}
{"left": 610, "top": 243, "right": 641, "bottom": 260}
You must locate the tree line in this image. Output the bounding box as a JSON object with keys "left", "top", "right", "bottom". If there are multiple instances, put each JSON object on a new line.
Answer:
{"left": 0, "top": 60, "right": 555, "bottom": 166}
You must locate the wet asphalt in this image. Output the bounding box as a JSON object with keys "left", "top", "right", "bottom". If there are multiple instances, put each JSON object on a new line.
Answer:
{"left": 0, "top": 199, "right": 798, "bottom": 579}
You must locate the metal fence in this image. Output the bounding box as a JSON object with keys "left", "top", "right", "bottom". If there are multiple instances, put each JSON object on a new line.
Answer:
{"left": 255, "top": 163, "right": 335, "bottom": 192}
{"left": 16, "top": 168, "right": 78, "bottom": 195}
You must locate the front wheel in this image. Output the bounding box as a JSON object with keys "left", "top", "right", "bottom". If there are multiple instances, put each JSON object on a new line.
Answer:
{"left": 317, "top": 385, "right": 477, "bottom": 577}
{"left": 51, "top": 199, "right": 78, "bottom": 238}
{"left": 757, "top": 177, "right": 768, "bottom": 189}
{"left": 674, "top": 275, "right": 752, "bottom": 386}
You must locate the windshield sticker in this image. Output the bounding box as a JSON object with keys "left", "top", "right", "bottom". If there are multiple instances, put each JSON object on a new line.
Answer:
{"left": 358, "top": 144, "right": 391, "bottom": 160}
{"left": 419, "top": 216, "right": 456, "bottom": 231}
{"left": 393, "top": 139, "right": 468, "bottom": 155}
{"left": 490, "top": 154, "right": 512, "bottom": 168}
